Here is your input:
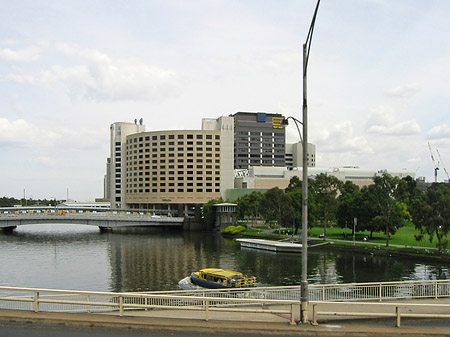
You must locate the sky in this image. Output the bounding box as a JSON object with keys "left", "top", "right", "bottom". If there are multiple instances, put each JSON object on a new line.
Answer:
{"left": 1, "top": 0, "right": 449, "bottom": 201}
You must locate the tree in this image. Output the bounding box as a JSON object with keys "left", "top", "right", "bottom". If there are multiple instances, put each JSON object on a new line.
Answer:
{"left": 285, "top": 177, "right": 316, "bottom": 235}
{"left": 395, "top": 176, "right": 422, "bottom": 208}
{"left": 236, "top": 191, "right": 264, "bottom": 223}
{"left": 285, "top": 175, "right": 302, "bottom": 193}
{"left": 260, "top": 187, "right": 294, "bottom": 228}
{"left": 202, "top": 198, "right": 223, "bottom": 230}
{"left": 310, "top": 173, "right": 342, "bottom": 239}
{"left": 367, "top": 174, "right": 409, "bottom": 247}
{"left": 411, "top": 183, "right": 450, "bottom": 254}
{"left": 336, "top": 181, "right": 360, "bottom": 236}
{"left": 357, "top": 186, "right": 381, "bottom": 239}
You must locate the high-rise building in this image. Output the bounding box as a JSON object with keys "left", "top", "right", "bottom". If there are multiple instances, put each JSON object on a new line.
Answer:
{"left": 107, "top": 117, "right": 234, "bottom": 213}
{"left": 109, "top": 121, "right": 146, "bottom": 209}
{"left": 285, "top": 142, "right": 316, "bottom": 168}
{"left": 232, "top": 112, "right": 286, "bottom": 169}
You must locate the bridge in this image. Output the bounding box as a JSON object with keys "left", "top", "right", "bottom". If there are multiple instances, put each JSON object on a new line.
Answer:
{"left": 0, "top": 207, "right": 184, "bottom": 231}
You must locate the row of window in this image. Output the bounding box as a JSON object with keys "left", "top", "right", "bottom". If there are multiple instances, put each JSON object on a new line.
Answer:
{"left": 236, "top": 143, "right": 285, "bottom": 148}
{"left": 129, "top": 134, "right": 220, "bottom": 142}
{"left": 127, "top": 188, "right": 220, "bottom": 193}
{"left": 127, "top": 182, "right": 220, "bottom": 187}
{"left": 237, "top": 131, "right": 284, "bottom": 136}
{"left": 126, "top": 171, "right": 221, "bottom": 176}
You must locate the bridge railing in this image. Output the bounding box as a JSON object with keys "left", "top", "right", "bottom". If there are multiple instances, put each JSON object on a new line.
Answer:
{"left": 0, "top": 286, "right": 298, "bottom": 324}
{"left": 140, "top": 279, "right": 450, "bottom": 302}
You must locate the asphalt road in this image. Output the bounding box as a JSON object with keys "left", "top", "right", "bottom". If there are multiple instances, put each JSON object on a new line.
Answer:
{"left": 0, "top": 321, "right": 302, "bottom": 337}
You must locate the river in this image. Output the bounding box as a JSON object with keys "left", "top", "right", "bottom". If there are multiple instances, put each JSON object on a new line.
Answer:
{"left": 0, "top": 224, "right": 448, "bottom": 292}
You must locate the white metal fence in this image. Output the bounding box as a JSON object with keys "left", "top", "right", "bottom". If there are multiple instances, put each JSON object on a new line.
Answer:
{"left": 0, "top": 280, "right": 449, "bottom": 324}
{"left": 0, "top": 286, "right": 298, "bottom": 324}
{"left": 139, "top": 279, "right": 450, "bottom": 302}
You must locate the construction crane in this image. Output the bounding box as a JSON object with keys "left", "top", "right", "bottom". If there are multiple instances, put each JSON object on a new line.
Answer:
{"left": 436, "top": 149, "right": 450, "bottom": 182}
{"left": 427, "top": 142, "right": 439, "bottom": 183}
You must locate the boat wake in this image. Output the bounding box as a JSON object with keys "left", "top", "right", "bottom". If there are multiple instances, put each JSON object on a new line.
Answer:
{"left": 178, "top": 276, "right": 205, "bottom": 290}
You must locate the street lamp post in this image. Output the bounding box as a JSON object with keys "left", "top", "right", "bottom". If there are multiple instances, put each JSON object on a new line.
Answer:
{"left": 300, "top": 0, "right": 321, "bottom": 324}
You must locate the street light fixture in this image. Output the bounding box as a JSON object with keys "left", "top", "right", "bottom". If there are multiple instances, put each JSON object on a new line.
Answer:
{"left": 300, "top": 0, "right": 321, "bottom": 324}
{"left": 281, "top": 117, "right": 303, "bottom": 143}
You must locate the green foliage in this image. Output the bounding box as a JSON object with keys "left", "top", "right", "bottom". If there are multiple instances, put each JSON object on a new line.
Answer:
{"left": 336, "top": 181, "right": 361, "bottom": 233}
{"left": 202, "top": 198, "right": 223, "bottom": 230}
{"left": 410, "top": 183, "right": 450, "bottom": 253}
{"left": 260, "top": 187, "right": 294, "bottom": 228}
{"left": 236, "top": 191, "right": 264, "bottom": 221}
{"left": 310, "top": 173, "right": 342, "bottom": 239}
{"left": 366, "top": 174, "right": 409, "bottom": 247}
{"left": 0, "top": 197, "right": 56, "bottom": 207}
{"left": 222, "top": 225, "right": 246, "bottom": 235}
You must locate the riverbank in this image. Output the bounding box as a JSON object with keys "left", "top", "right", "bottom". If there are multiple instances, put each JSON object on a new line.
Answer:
{"left": 233, "top": 224, "right": 450, "bottom": 264}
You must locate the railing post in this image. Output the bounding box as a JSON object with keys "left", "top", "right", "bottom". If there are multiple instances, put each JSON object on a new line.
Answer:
{"left": 379, "top": 283, "right": 382, "bottom": 302}
{"left": 87, "top": 295, "right": 91, "bottom": 313}
{"left": 322, "top": 285, "right": 325, "bottom": 301}
{"left": 205, "top": 300, "right": 210, "bottom": 321}
{"left": 435, "top": 280, "right": 438, "bottom": 299}
{"left": 312, "top": 304, "right": 318, "bottom": 326}
{"left": 396, "top": 306, "right": 401, "bottom": 328}
{"left": 33, "top": 291, "right": 39, "bottom": 313}
{"left": 145, "top": 296, "right": 148, "bottom": 311}
{"left": 119, "top": 296, "right": 124, "bottom": 317}
{"left": 289, "top": 303, "right": 295, "bottom": 325}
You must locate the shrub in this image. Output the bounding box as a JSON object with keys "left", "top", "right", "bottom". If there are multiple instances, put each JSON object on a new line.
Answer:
{"left": 222, "top": 225, "right": 246, "bottom": 235}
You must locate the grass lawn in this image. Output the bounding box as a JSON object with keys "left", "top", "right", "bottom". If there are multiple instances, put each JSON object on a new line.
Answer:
{"left": 243, "top": 221, "right": 445, "bottom": 251}
{"left": 310, "top": 222, "right": 439, "bottom": 248}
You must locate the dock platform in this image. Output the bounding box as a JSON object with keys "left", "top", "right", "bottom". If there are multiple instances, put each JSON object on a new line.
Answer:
{"left": 236, "top": 238, "right": 302, "bottom": 253}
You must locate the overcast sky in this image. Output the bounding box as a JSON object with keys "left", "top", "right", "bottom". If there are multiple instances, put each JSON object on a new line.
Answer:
{"left": 1, "top": 0, "right": 449, "bottom": 201}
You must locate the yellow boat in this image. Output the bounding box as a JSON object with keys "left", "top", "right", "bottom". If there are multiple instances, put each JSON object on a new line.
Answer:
{"left": 190, "top": 268, "right": 256, "bottom": 289}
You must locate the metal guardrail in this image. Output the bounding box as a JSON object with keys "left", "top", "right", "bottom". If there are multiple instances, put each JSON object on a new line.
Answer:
{"left": 1, "top": 280, "right": 450, "bottom": 325}
{"left": 140, "top": 279, "right": 450, "bottom": 302}
{"left": 311, "top": 301, "right": 450, "bottom": 327}
{"left": 0, "top": 286, "right": 298, "bottom": 324}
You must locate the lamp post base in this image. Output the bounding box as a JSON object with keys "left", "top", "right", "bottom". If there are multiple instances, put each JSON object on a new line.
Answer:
{"left": 300, "top": 300, "right": 309, "bottom": 323}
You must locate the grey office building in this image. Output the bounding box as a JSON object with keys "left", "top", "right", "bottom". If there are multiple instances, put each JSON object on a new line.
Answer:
{"left": 232, "top": 112, "right": 286, "bottom": 169}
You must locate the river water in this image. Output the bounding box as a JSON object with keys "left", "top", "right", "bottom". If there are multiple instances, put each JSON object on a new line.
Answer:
{"left": 0, "top": 224, "right": 448, "bottom": 292}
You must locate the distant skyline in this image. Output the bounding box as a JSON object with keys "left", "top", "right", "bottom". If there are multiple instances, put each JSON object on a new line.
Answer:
{"left": 1, "top": 0, "right": 449, "bottom": 201}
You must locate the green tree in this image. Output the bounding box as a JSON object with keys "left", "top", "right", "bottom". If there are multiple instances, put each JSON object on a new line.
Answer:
{"left": 236, "top": 191, "right": 264, "bottom": 223}
{"left": 285, "top": 175, "right": 302, "bottom": 193}
{"left": 285, "top": 177, "right": 316, "bottom": 235}
{"left": 310, "top": 173, "right": 342, "bottom": 240}
{"left": 202, "top": 198, "right": 223, "bottom": 230}
{"left": 357, "top": 186, "right": 381, "bottom": 238}
{"left": 410, "top": 183, "right": 450, "bottom": 254}
{"left": 367, "top": 174, "right": 409, "bottom": 247}
{"left": 395, "top": 176, "right": 422, "bottom": 208}
{"left": 336, "top": 181, "right": 361, "bottom": 236}
{"left": 260, "top": 187, "right": 294, "bottom": 228}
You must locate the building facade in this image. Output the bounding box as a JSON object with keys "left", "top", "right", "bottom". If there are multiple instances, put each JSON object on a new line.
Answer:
{"left": 232, "top": 112, "right": 286, "bottom": 169}
{"left": 109, "top": 121, "right": 146, "bottom": 209}
{"left": 106, "top": 117, "right": 235, "bottom": 213}
{"left": 285, "top": 142, "right": 316, "bottom": 168}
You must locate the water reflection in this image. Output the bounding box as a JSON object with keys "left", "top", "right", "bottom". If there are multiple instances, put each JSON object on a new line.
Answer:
{"left": 0, "top": 224, "right": 448, "bottom": 293}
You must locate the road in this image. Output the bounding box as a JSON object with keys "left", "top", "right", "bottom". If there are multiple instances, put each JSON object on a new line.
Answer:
{"left": 0, "top": 321, "right": 303, "bottom": 337}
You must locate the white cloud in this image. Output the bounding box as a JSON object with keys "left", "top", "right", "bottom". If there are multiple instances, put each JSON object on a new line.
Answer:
{"left": 385, "top": 82, "right": 420, "bottom": 97}
{"left": 427, "top": 123, "right": 450, "bottom": 140}
{"left": 366, "top": 106, "right": 421, "bottom": 136}
{"left": 0, "top": 41, "right": 48, "bottom": 62}
{"left": 0, "top": 118, "right": 59, "bottom": 147}
{"left": 315, "top": 121, "right": 372, "bottom": 154}
{"left": 0, "top": 118, "right": 106, "bottom": 151}
{"left": 31, "top": 156, "right": 57, "bottom": 167}
{"left": 4, "top": 43, "right": 181, "bottom": 102}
